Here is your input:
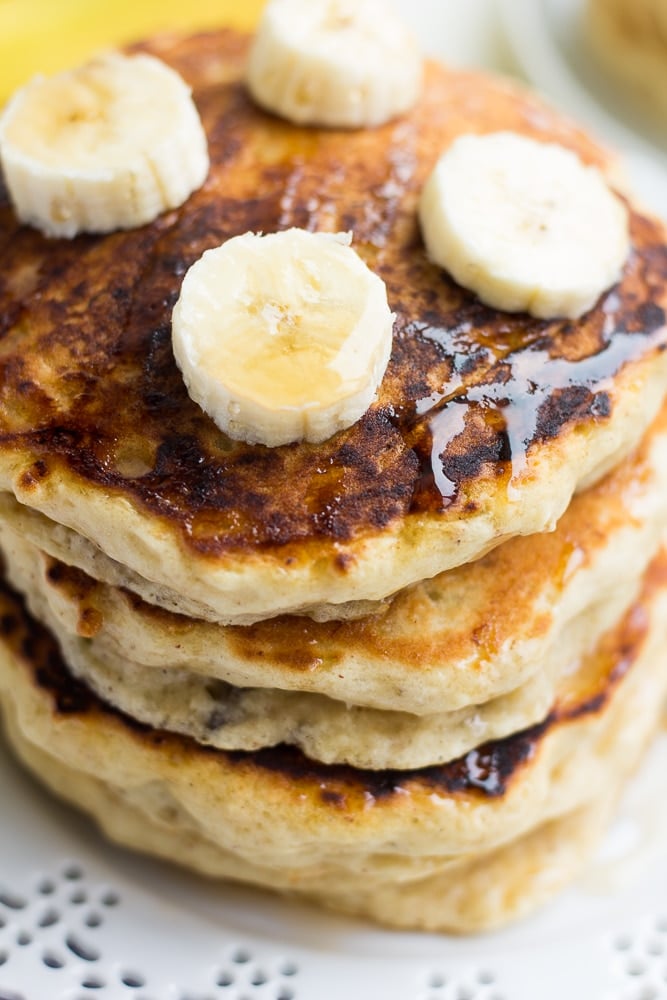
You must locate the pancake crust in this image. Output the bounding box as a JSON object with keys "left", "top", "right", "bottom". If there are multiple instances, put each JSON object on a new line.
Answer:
{"left": 0, "top": 31, "right": 666, "bottom": 621}
{"left": 1, "top": 552, "right": 666, "bottom": 871}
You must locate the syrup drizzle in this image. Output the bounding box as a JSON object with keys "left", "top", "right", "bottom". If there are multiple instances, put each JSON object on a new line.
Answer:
{"left": 405, "top": 290, "right": 666, "bottom": 510}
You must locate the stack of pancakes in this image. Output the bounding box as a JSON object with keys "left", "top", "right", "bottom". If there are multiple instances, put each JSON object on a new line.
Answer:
{"left": 1, "top": 30, "right": 667, "bottom": 933}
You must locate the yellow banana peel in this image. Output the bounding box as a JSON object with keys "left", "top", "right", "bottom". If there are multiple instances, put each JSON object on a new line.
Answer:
{"left": 0, "top": 0, "right": 265, "bottom": 102}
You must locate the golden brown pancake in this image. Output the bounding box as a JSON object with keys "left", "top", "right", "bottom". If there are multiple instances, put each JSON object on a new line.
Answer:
{"left": 0, "top": 525, "right": 632, "bottom": 769}
{"left": 1, "top": 551, "right": 666, "bottom": 878}
{"left": 1, "top": 401, "right": 665, "bottom": 726}
{"left": 0, "top": 31, "right": 666, "bottom": 622}
{"left": 5, "top": 720, "right": 623, "bottom": 932}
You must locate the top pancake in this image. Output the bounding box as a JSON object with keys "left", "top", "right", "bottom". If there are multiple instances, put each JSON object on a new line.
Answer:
{"left": 0, "top": 30, "right": 666, "bottom": 622}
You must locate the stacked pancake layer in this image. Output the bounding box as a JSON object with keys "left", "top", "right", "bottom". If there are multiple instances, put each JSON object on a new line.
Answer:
{"left": 0, "top": 30, "right": 666, "bottom": 933}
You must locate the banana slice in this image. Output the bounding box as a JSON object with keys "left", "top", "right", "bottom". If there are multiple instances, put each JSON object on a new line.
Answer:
{"left": 0, "top": 52, "right": 209, "bottom": 238}
{"left": 419, "top": 131, "right": 630, "bottom": 320}
{"left": 171, "top": 229, "right": 394, "bottom": 447}
{"left": 246, "top": 0, "right": 423, "bottom": 128}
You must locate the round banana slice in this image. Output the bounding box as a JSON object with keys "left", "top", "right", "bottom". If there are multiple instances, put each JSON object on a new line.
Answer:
{"left": 0, "top": 52, "right": 209, "bottom": 238}
{"left": 419, "top": 131, "right": 630, "bottom": 320}
{"left": 171, "top": 229, "right": 395, "bottom": 447}
{"left": 246, "top": 0, "right": 423, "bottom": 128}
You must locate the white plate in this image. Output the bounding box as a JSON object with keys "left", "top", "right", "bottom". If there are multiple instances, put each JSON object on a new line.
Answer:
{"left": 3, "top": 5, "right": 667, "bottom": 999}
{"left": 499, "top": 0, "right": 667, "bottom": 218}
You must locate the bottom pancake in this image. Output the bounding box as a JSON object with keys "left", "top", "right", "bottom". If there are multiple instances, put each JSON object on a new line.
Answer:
{"left": 4, "top": 715, "right": 619, "bottom": 933}
{"left": 0, "top": 555, "right": 666, "bottom": 930}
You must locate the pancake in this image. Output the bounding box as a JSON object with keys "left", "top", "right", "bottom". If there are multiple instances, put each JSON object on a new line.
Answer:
{"left": 1, "top": 403, "right": 665, "bottom": 718}
{"left": 1, "top": 552, "right": 666, "bottom": 883}
{"left": 4, "top": 720, "right": 620, "bottom": 932}
{"left": 0, "top": 527, "right": 627, "bottom": 769}
{"left": 0, "top": 30, "right": 666, "bottom": 623}
{"left": 5, "top": 458, "right": 667, "bottom": 767}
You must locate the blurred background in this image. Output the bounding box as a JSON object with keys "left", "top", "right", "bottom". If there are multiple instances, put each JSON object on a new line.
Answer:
{"left": 0, "top": 0, "right": 665, "bottom": 213}
{"left": 0, "top": 0, "right": 264, "bottom": 99}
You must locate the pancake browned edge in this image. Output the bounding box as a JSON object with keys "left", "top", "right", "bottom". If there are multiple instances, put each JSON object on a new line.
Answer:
{"left": 1, "top": 553, "right": 666, "bottom": 931}
{"left": 0, "top": 30, "right": 666, "bottom": 624}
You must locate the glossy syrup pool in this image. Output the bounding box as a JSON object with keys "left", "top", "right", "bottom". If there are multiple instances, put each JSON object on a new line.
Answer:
{"left": 401, "top": 288, "right": 665, "bottom": 512}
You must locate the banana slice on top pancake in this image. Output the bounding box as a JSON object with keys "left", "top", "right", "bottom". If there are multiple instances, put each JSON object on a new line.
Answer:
{"left": 0, "top": 29, "right": 665, "bottom": 624}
